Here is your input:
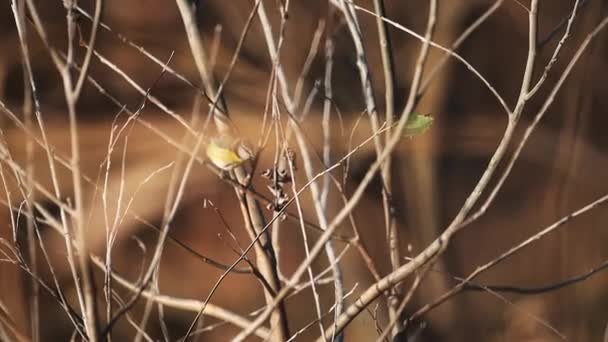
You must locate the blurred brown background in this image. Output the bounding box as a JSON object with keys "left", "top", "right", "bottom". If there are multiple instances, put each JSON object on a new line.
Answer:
{"left": 1, "top": 0, "right": 608, "bottom": 341}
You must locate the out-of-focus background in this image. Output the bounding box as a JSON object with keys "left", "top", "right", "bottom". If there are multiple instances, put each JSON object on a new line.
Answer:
{"left": 1, "top": 0, "right": 608, "bottom": 341}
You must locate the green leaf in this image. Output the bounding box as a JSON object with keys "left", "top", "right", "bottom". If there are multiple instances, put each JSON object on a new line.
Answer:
{"left": 403, "top": 112, "right": 433, "bottom": 137}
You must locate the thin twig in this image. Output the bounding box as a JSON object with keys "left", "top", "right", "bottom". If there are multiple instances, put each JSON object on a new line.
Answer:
{"left": 350, "top": 1, "right": 512, "bottom": 116}
{"left": 460, "top": 14, "right": 608, "bottom": 230}
{"left": 411, "top": 190, "right": 608, "bottom": 323}
{"left": 418, "top": 0, "right": 504, "bottom": 97}
{"left": 90, "top": 256, "right": 271, "bottom": 339}
{"left": 176, "top": 1, "right": 289, "bottom": 340}
{"left": 10, "top": 2, "right": 39, "bottom": 340}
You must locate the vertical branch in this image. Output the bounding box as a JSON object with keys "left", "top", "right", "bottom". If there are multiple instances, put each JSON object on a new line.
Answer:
{"left": 373, "top": 0, "right": 396, "bottom": 124}
{"left": 333, "top": 2, "right": 398, "bottom": 337}
{"left": 63, "top": 0, "right": 105, "bottom": 339}
{"left": 336, "top": 0, "right": 378, "bottom": 118}
{"left": 254, "top": 0, "right": 294, "bottom": 111}
{"left": 279, "top": 127, "right": 327, "bottom": 341}
{"left": 286, "top": 117, "right": 346, "bottom": 341}
{"left": 100, "top": 121, "right": 117, "bottom": 341}
{"left": 72, "top": 0, "right": 104, "bottom": 100}
{"left": 16, "top": 0, "right": 106, "bottom": 340}
{"left": 317, "top": 19, "right": 346, "bottom": 340}
{"left": 397, "top": 0, "right": 437, "bottom": 123}
{"left": 334, "top": 0, "right": 390, "bottom": 218}
{"left": 391, "top": 0, "right": 437, "bottom": 336}
{"left": 321, "top": 27, "right": 334, "bottom": 210}
{"left": 370, "top": 0, "right": 402, "bottom": 335}
{"left": 174, "top": 1, "right": 289, "bottom": 340}
{"left": 10, "top": 1, "right": 38, "bottom": 340}
{"left": 254, "top": 0, "right": 347, "bottom": 337}
{"left": 235, "top": 166, "right": 290, "bottom": 341}
{"left": 174, "top": 0, "right": 226, "bottom": 115}
{"left": 19, "top": 1, "right": 90, "bottom": 335}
